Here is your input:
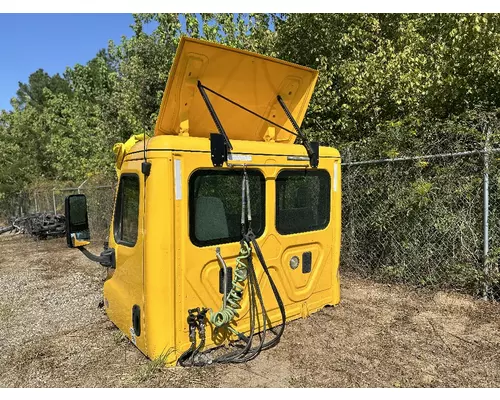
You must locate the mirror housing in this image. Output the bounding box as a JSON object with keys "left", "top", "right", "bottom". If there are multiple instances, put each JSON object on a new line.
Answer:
{"left": 65, "top": 194, "right": 91, "bottom": 248}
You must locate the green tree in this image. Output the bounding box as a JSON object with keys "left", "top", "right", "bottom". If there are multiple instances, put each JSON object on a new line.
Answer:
{"left": 5, "top": 13, "right": 500, "bottom": 222}
{"left": 14, "top": 68, "right": 71, "bottom": 110}
{"left": 275, "top": 14, "right": 500, "bottom": 154}
{"left": 0, "top": 13, "right": 278, "bottom": 215}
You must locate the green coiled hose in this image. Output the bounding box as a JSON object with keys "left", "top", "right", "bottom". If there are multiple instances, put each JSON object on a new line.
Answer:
{"left": 210, "top": 240, "right": 251, "bottom": 335}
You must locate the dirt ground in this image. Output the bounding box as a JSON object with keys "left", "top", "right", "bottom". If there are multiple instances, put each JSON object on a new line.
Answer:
{"left": 0, "top": 234, "right": 499, "bottom": 388}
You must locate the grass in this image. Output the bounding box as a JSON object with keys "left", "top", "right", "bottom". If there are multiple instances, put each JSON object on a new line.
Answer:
{"left": 113, "top": 330, "right": 127, "bottom": 345}
{"left": 136, "top": 348, "right": 175, "bottom": 383}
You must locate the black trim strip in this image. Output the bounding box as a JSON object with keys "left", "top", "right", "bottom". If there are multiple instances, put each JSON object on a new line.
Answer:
{"left": 125, "top": 147, "right": 341, "bottom": 159}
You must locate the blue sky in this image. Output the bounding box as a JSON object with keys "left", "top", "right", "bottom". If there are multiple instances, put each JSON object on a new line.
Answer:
{"left": 0, "top": 14, "right": 139, "bottom": 111}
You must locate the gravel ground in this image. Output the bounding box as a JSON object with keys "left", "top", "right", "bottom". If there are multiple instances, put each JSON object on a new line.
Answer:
{"left": 0, "top": 234, "right": 499, "bottom": 388}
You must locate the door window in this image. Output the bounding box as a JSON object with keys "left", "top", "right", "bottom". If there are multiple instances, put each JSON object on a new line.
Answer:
{"left": 189, "top": 169, "right": 265, "bottom": 247}
{"left": 276, "top": 169, "right": 331, "bottom": 235}
{"left": 113, "top": 174, "right": 140, "bottom": 246}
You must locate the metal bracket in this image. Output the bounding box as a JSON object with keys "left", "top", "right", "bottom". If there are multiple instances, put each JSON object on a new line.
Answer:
{"left": 210, "top": 133, "right": 228, "bottom": 167}
{"left": 78, "top": 246, "right": 115, "bottom": 268}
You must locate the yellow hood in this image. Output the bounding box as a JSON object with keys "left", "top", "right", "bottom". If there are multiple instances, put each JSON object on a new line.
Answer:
{"left": 154, "top": 37, "right": 318, "bottom": 144}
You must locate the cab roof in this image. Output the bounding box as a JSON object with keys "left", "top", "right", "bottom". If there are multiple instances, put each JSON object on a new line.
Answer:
{"left": 129, "top": 134, "right": 340, "bottom": 159}
{"left": 154, "top": 37, "right": 318, "bottom": 144}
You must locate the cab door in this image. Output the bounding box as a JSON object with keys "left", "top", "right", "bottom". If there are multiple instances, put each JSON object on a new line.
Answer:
{"left": 104, "top": 166, "right": 146, "bottom": 354}
{"left": 273, "top": 166, "right": 336, "bottom": 314}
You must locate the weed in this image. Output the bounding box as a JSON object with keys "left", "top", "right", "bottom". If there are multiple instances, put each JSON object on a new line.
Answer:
{"left": 136, "top": 348, "right": 175, "bottom": 383}
{"left": 112, "top": 330, "right": 126, "bottom": 345}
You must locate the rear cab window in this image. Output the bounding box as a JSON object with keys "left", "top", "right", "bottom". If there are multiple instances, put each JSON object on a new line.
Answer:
{"left": 276, "top": 169, "right": 331, "bottom": 235}
{"left": 189, "top": 169, "right": 265, "bottom": 247}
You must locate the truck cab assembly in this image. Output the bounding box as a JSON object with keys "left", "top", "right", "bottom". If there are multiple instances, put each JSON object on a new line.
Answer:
{"left": 65, "top": 37, "right": 341, "bottom": 366}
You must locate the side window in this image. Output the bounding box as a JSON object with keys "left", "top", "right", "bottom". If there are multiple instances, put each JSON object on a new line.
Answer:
{"left": 189, "top": 169, "right": 265, "bottom": 247}
{"left": 276, "top": 169, "right": 331, "bottom": 235}
{"left": 114, "top": 174, "right": 140, "bottom": 246}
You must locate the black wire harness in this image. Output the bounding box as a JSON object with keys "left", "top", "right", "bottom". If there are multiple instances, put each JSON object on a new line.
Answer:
{"left": 178, "top": 170, "right": 287, "bottom": 366}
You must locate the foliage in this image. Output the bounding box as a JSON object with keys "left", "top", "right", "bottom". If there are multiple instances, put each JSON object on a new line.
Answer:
{"left": 0, "top": 13, "right": 276, "bottom": 215}
{"left": 275, "top": 14, "right": 500, "bottom": 152}
{"left": 2, "top": 13, "right": 500, "bottom": 295}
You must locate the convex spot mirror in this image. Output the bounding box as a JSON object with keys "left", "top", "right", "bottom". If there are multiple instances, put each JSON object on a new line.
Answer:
{"left": 65, "top": 194, "right": 91, "bottom": 248}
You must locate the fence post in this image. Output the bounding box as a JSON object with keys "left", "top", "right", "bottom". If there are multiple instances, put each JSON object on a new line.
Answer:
{"left": 483, "top": 125, "right": 491, "bottom": 300}
{"left": 52, "top": 188, "right": 57, "bottom": 215}
{"left": 78, "top": 179, "right": 87, "bottom": 194}
{"left": 18, "top": 191, "right": 23, "bottom": 217}
{"left": 345, "top": 147, "right": 355, "bottom": 270}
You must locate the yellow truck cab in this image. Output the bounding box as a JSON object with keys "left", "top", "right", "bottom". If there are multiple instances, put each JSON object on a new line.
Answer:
{"left": 64, "top": 37, "right": 341, "bottom": 366}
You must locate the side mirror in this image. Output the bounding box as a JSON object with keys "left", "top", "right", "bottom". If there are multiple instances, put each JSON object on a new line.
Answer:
{"left": 65, "top": 194, "right": 91, "bottom": 248}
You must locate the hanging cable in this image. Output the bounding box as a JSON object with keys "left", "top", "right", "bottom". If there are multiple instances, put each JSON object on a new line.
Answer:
{"left": 211, "top": 170, "right": 286, "bottom": 364}
{"left": 180, "top": 170, "right": 287, "bottom": 366}
{"left": 177, "top": 308, "right": 199, "bottom": 367}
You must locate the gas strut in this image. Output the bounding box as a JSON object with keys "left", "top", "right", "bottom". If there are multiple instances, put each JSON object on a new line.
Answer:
{"left": 197, "top": 81, "right": 319, "bottom": 168}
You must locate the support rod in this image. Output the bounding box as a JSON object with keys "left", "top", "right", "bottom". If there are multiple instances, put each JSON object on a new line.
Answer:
{"left": 277, "top": 95, "right": 318, "bottom": 167}
{"left": 197, "top": 81, "right": 233, "bottom": 151}
{"left": 200, "top": 83, "right": 299, "bottom": 138}
{"left": 276, "top": 95, "right": 308, "bottom": 142}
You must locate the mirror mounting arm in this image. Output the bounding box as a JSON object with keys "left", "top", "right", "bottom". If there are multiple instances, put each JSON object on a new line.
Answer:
{"left": 78, "top": 247, "right": 116, "bottom": 268}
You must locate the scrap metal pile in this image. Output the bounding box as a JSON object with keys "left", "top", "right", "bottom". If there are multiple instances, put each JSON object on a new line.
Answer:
{"left": 0, "top": 213, "right": 66, "bottom": 239}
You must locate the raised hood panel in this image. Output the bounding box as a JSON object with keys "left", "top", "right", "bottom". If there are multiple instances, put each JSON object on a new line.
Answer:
{"left": 154, "top": 37, "right": 318, "bottom": 143}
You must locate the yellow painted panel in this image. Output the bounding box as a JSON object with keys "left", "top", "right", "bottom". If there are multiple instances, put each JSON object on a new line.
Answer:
{"left": 99, "top": 38, "right": 342, "bottom": 366}
{"left": 104, "top": 160, "right": 147, "bottom": 354}
{"left": 106, "top": 143, "right": 341, "bottom": 365}
{"left": 168, "top": 150, "right": 341, "bottom": 360}
{"left": 154, "top": 37, "right": 318, "bottom": 143}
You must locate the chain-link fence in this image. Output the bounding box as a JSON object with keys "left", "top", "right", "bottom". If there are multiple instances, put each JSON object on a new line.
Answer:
{"left": 341, "top": 148, "right": 500, "bottom": 300}
{"left": 14, "top": 181, "right": 116, "bottom": 240}
{"left": 6, "top": 140, "right": 500, "bottom": 300}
